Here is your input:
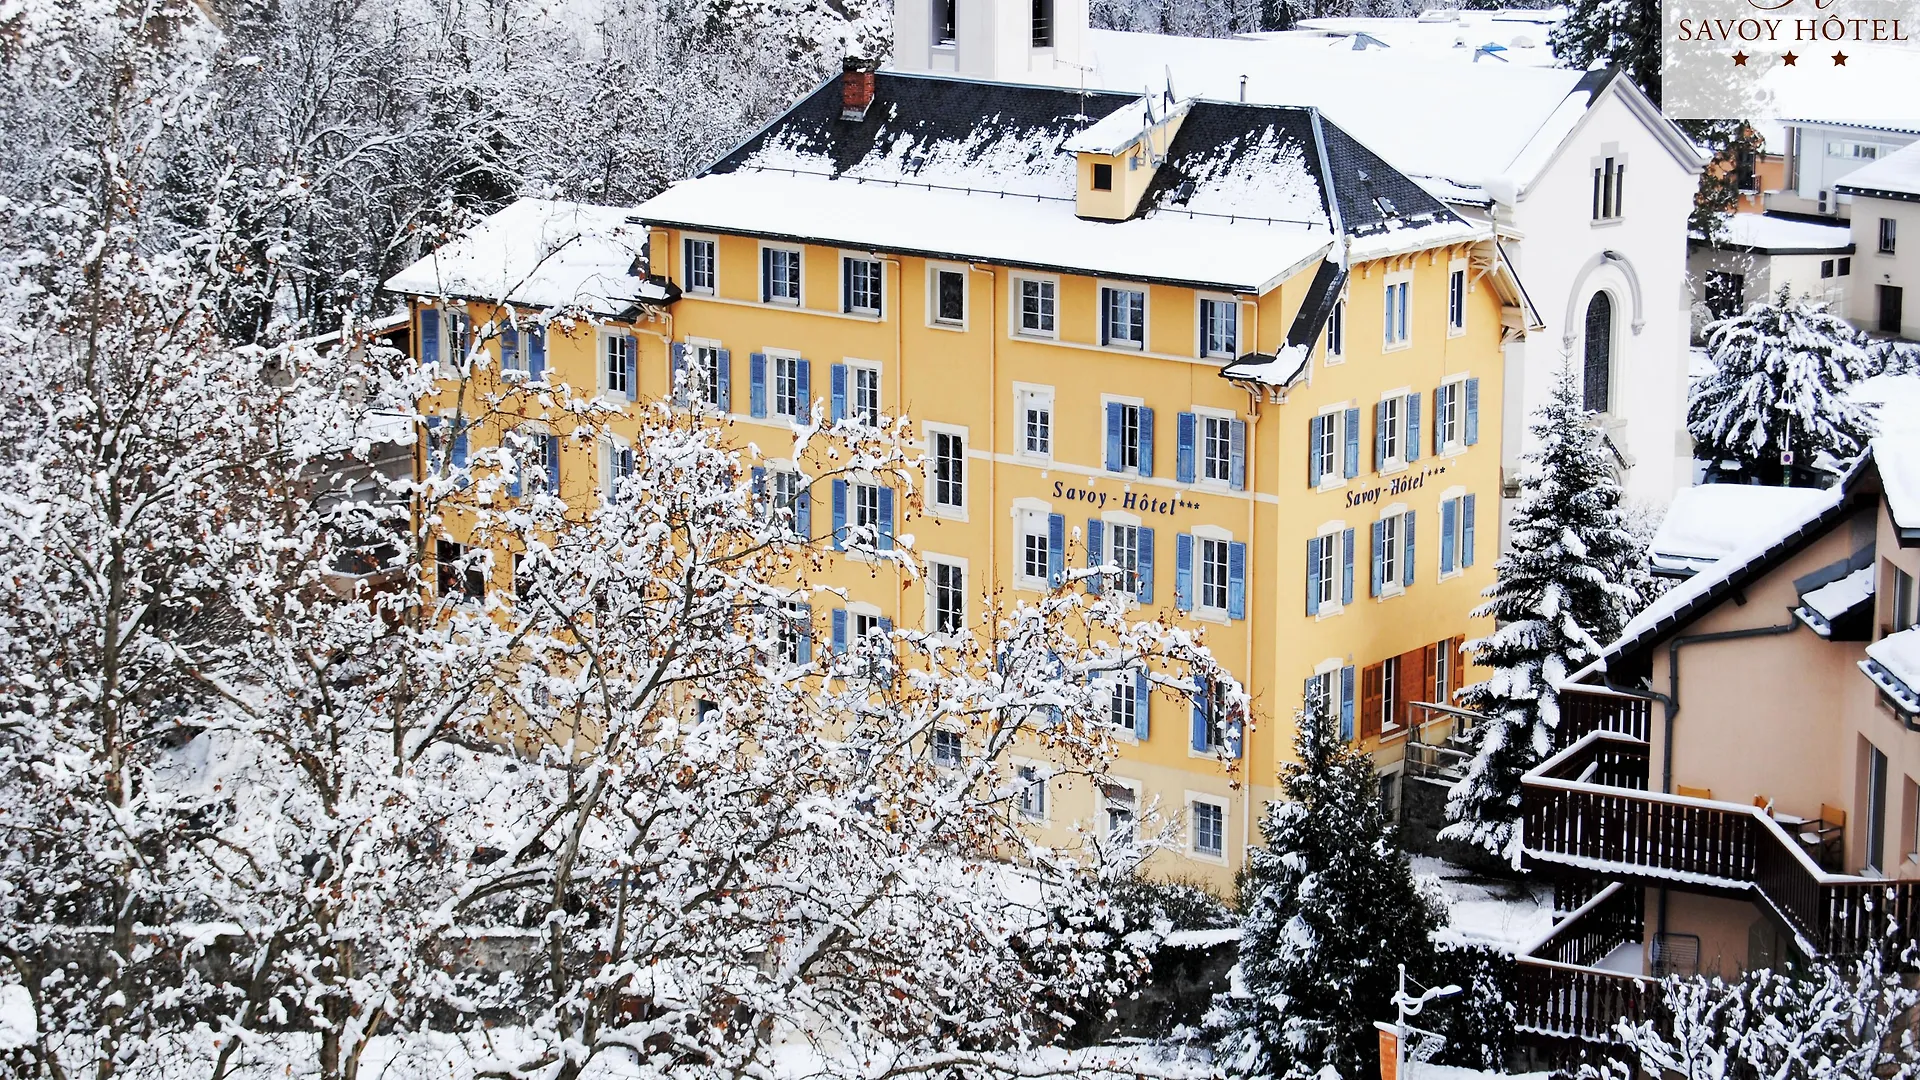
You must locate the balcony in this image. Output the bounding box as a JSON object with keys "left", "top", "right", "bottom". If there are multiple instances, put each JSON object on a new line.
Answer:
{"left": 1513, "top": 882, "right": 1654, "bottom": 1042}
{"left": 1522, "top": 730, "right": 1920, "bottom": 958}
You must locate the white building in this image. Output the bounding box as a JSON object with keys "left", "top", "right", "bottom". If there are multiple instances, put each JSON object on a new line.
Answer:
{"left": 1771, "top": 121, "right": 1920, "bottom": 221}
{"left": 1835, "top": 141, "right": 1920, "bottom": 341}
{"left": 890, "top": 5, "right": 1707, "bottom": 511}
{"left": 1686, "top": 212, "right": 1854, "bottom": 338}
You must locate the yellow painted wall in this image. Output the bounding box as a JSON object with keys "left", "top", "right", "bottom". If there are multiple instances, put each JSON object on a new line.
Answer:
{"left": 413, "top": 228, "right": 1505, "bottom": 893}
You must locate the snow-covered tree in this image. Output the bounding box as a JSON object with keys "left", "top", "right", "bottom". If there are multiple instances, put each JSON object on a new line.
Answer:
{"left": 1216, "top": 689, "right": 1445, "bottom": 1079}
{"left": 1549, "top": 0, "right": 1658, "bottom": 102}
{"left": 1690, "top": 286, "right": 1882, "bottom": 486}
{"left": 1586, "top": 931, "right": 1920, "bottom": 1080}
{"left": 1443, "top": 363, "right": 1640, "bottom": 864}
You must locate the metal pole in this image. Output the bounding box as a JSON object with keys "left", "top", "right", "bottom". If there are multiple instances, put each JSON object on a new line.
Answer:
{"left": 1395, "top": 964, "right": 1407, "bottom": 1080}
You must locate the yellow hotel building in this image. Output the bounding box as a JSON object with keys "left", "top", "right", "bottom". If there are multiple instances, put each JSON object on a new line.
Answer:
{"left": 387, "top": 63, "right": 1538, "bottom": 889}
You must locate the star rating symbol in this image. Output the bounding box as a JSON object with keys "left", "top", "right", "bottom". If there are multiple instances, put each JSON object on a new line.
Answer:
{"left": 1782, "top": 51, "right": 1799, "bottom": 65}
{"left": 1834, "top": 51, "right": 1849, "bottom": 65}
{"left": 1733, "top": 50, "right": 1749, "bottom": 65}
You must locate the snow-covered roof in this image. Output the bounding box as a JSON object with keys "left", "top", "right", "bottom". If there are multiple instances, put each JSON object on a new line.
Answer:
{"left": 1697, "top": 213, "right": 1854, "bottom": 255}
{"left": 1084, "top": 28, "right": 1651, "bottom": 198}
{"left": 638, "top": 72, "right": 1475, "bottom": 292}
{"left": 1794, "top": 565, "right": 1873, "bottom": 637}
{"left": 385, "top": 199, "right": 662, "bottom": 313}
{"left": 1862, "top": 629, "right": 1920, "bottom": 713}
{"left": 1060, "top": 96, "right": 1158, "bottom": 154}
{"left": 1261, "top": 8, "right": 1567, "bottom": 66}
{"left": 1648, "top": 483, "right": 1834, "bottom": 576}
{"left": 1834, "top": 140, "right": 1920, "bottom": 202}
{"left": 1851, "top": 374, "right": 1920, "bottom": 437}
{"left": 1876, "top": 432, "right": 1920, "bottom": 532}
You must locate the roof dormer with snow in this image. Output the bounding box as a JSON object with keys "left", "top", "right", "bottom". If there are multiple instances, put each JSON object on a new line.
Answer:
{"left": 1062, "top": 94, "right": 1191, "bottom": 221}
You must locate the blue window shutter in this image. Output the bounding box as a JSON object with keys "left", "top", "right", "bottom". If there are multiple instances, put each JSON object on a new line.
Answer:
{"left": 1465, "top": 378, "right": 1480, "bottom": 445}
{"left": 749, "top": 353, "right": 768, "bottom": 418}
{"left": 1227, "top": 541, "right": 1246, "bottom": 620}
{"left": 1105, "top": 402, "right": 1124, "bottom": 472}
{"left": 1190, "top": 677, "right": 1209, "bottom": 752}
{"left": 420, "top": 308, "right": 440, "bottom": 365}
{"left": 830, "top": 363, "right": 848, "bottom": 422}
{"left": 451, "top": 427, "right": 468, "bottom": 469}
{"left": 528, "top": 328, "right": 546, "bottom": 380}
{"left": 509, "top": 441, "right": 523, "bottom": 498}
{"left": 1434, "top": 384, "right": 1447, "bottom": 456}
{"left": 1341, "top": 527, "right": 1356, "bottom": 605}
{"left": 1344, "top": 408, "right": 1361, "bottom": 479}
{"left": 832, "top": 608, "right": 848, "bottom": 654}
{"left": 879, "top": 616, "right": 892, "bottom": 635}
{"left": 1137, "top": 527, "right": 1155, "bottom": 604}
{"left": 1440, "top": 498, "right": 1457, "bottom": 574}
{"left": 798, "top": 604, "right": 814, "bottom": 664}
{"left": 502, "top": 327, "right": 519, "bottom": 370}
{"left": 1462, "top": 494, "right": 1476, "bottom": 567}
{"left": 1134, "top": 668, "right": 1151, "bottom": 741}
{"left": 1175, "top": 532, "right": 1194, "bottom": 611}
{"left": 1176, "top": 411, "right": 1197, "bottom": 484}
{"left": 716, "top": 349, "right": 732, "bottom": 412}
{"left": 1374, "top": 401, "right": 1388, "bottom": 471}
{"left": 1086, "top": 519, "right": 1104, "bottom": 596}
{"left": 878, "top": 488, "right": 895, "bottom": 552}
{"left": 795, "top": 359, "right": 812, "bottom": 423}
{"left": 1230, "top": 420, "right": 1246, "bottom": 491}
{"left": 1371, "top": 520, "right": 1385, "bottom": 597}
{"left": 1047, "top": 513, "right": 1065, "bottom": 585}
{"left": 831, "top": 480, "right": 847, "bottom": 550}
{"left": 545, "top": 435, "right": 561, "bottom": 493}
{"left": 751, "top": 466, "right": 766, "bottom": 505}
{"left": 1137, "top": 407, "right": 1154, "bottom": 477}
{"left": 670, "top": 342, "right": 688, "bottom": 403}
{"left": 1307, "top": 416, "right": 1323, "bottom": 487}
{"left": 1306, "top": 536, "right": 1322, "bottom": 616}
{"left": 795, "top": 486, "right": 812, "bottom": 539}
{"left": 1406, "top": 391, "right": 1422, "bottom": 463}
{"left": 1403, "top": 511, "right": 1417, "bottom": 587}
{"left": 1340, "top": 665, "right": 1356, "bottom": 740}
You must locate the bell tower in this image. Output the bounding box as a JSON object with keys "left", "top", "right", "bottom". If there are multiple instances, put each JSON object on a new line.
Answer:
{"left": 889, "top": 0, "right": 1089, "bottom": 86}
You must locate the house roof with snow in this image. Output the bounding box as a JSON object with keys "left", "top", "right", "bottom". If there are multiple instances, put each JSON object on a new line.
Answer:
{"left": 635, "top": 70, "right": 1481, "bottom": 294}
{"left": 385, "top": 199, "right": 673, "bottom": 315}
{"left": 1834, "top": 140, "right": 1920, "bottom": 204}
{"left": 1691, "top": 213, "right": 1854, "bottom": 256}
{"left": 1648, "top": 483, "right": 1836, "bottom": 578}
{"left": 1082, "top": 29, "right": 1703, "bottom": 203}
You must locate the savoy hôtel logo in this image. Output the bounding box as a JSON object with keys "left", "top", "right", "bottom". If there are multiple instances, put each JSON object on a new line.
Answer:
{"left": 1665, "top": 0, "right": 1920, "bottom": 119}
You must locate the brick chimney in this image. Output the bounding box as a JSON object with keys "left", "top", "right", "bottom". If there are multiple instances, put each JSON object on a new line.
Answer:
{"left": 841, "top": 57, "right": 876, "bottom": 121}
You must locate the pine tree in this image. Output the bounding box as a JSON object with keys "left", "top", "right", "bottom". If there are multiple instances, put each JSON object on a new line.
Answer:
{"left": 1549, "top": 0, "right": 1659, "bottom": 102}
{"left": 1443, "top": 363, "right": 1641, "bottom": 864}
{"left": 1689, "top": 286, "right": 1881, "bottom": 486}
{"left": 1217, "top": 690, "right": 1447, "bottom": 1079}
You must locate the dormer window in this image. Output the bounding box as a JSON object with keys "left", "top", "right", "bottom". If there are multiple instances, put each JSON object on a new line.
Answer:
{"left": 933, "top": 0, "right": 956, "bottom": 45}
{"left": 1092, "top": 163, "right": 1113, "bottom": 190}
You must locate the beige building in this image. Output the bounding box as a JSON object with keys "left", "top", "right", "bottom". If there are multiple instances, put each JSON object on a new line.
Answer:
{"left": 1505, "top": 438, "right": 1920, "bottom": 1044}
{"left": 1836, "top": 141, "right": 1920, "bottom": 340}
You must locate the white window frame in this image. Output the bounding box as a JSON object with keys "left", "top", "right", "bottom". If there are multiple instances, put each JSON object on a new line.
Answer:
{"left": 687, "top": 335, "right": 726, "bottom": 411}
{"left": 759, "top": 242, "right": 803, "bottom": 307}
{"left": 1591, "top": 150, "right": 1626, "bottom": 224}
{"left": 1102, "top": 666, "right": 1140, "bottom": 736}
{"left": 931, "top": 727, "right": 964, "bottom": 768}
{"left": 1012, "top": 274, "right": 1059, "bottom": 339}
{"left": 1381, "top": 653, "right": 1402, "bottom": 734}
{"left": 841, "top": 251, "right": 884, "bottom": 316}
{"left": 1383, "top": 271, "right": 1412, "bottom": 351}
{"left": 1315, "top": 403, "right": 1348, "bottom": 490}
{"left": 1379, "top": 503, "right": 1409, "bottom": 599}
{"left": 1193, "top": 525, "right": 1232, "bottom": 618}
{"left": 846, "top": 359, "right": 883, "bottom": 426}
{"left": 1100, "top": 393, "right": 1148, "bottom": 477}
{"left": 1379, "top": 388, "right": 1412, "bottom": 473}
{"left": 1098, "top": 281, "right": 1148, "bottom": 351}
{"left": 926, "top": 422, "right": 968, "bottom": 519}
{"left": 1015, "top": 383, "right": 1054, "bottom": 461}
{"left": 1186, "top": 792, "right": 1228, "bottom": 862}
{"left": 1325, "top": 295, "right": 1346, "bottom": 365}
{"left": 682, "top": 233, "right": 719, "bottom": 296}
{"left": 1196, "top": 406, "right": 1237, "bottom": 488}
{"left": 1437, "top": 375, "right": 1468, "bottom": 454}
{"left": 1013, "top": 500, "right": 1052, "bottom": 591}
{"left": 1314, "top": 521, "right": 1345, "bottom": 616}
{"left": 601, "top": 433, "right": 635, "bottom": 502}
{"left": 769, "top": 350, "right": 803, "bottom": 420}
{"left": 929, "top": 262, "right": 969, "bottom": 329}
{"left": 1102, "top": 512, "right": 1144, "bottom": 600}
{"left": 768, "top": 464, "right": 804, "bottom": 537}
{"left": 1438, "top": 485, "right": 1467, "bottom": 581}
{"left": 434, "top": 308, "right": 471, "bottom": 376}
{"left": 1447, "top": 259, "right": 1468, "bottom": 337}
{"left": 1102, "top": 778, "right": 1141, "bottom": 845}
{"left": 1197, "top": 294, "right": 1239, "bottom": 359}
{"left": 1014, "top": 759, "right": 1049, "bottom": 822}
{"left": 600, "top": 330, "right": 634, "bottom": 401}
{"left": 926, "top": 553, "right": 968, "bottom": 635}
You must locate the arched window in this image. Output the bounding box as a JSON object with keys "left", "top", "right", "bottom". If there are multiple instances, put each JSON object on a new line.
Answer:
{"left": 1583, "top": 292, "right": 1613, "bottom": 414}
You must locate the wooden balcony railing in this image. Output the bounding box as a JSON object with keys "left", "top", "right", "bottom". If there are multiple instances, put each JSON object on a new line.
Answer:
{"left": 1524, "top": 881, "right": 1644, "bottom": 968}
{"left": 1554, "top": 686, "right": 1653, "bottom": 751}
{"left": 1512, "top": 955, "right": 1654, "bottom": 1043}
{"left": 1523, "top": 730, "right": 1920, "bottom": 958}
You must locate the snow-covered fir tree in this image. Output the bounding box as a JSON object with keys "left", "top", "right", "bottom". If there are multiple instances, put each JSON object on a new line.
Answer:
{"left": 1443, "top": 363, "right": 1641, "bottom": 863}
{"left": 1216, "top": 689, "right": 1446, "bottom": 1079}
{"left": 1549, "top": 0, "right": 1658, "bottom": 102}
{"left": 1689, "top": 286, "right": 1882, "bottom": 486}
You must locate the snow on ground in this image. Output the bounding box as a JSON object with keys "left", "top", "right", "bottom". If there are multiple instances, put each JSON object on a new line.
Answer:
{"left": 1411, "top": 856, "right": 1554, "bottom": 951}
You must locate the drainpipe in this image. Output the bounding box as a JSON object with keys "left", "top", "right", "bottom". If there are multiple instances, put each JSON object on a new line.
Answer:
{"left": 1599, "top": 618, "right": 1798, "bottom": 952}
{"left": 970, "top": 264, "right": 998, "bottom": 645}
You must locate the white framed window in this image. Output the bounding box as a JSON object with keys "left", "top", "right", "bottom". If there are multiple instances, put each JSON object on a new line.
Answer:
{"left": 1315, "top": 526, "right": 1339, "bottom": 611}
{"left": 1189, "top": 797, "right": 1226, "bottom": 859}
{"left": 932, "top": 728, "right": 963, "bottom": 768}
{"left": 772, "top": 354, "right": 802, "bottom": 419}
{"left": 852, "top": 481, "right": 883, "bottom": 536}
{"left": 1380, "top": 513, "right": 1401, "bottom": 586}
{"left": 1198, "top": 296, "right": 1238, "bottom": 358}
{"left": 1305, "top": 669, "right": 1336, "bottom": 724}
{"left": 761, "top": 245, "right": 802, "bottom": 305}
{"left": 1017, "top": 762, "right": 1047, "bottom": 820}
{"left": 683, "top": 235, "right": 717, "bottom": 295}
{"left": 692, "top": 341, "right": 725, "bottom": 409}
{"left": 843, "top": 254, "right": 883, "bottom": 315}
{"left": 931, "top": 265, "right": 967, "bottom": 326}
{"left": 1101, "top": 285, "right": 1147, "bottom": 349}
{"left": 849, "top": 362, "right": 881, "bottom": 426}
{"left": 928, "top": 555, "right": 966, "bottom": 634}
{"left": 1383, "top": 273, "right": 1411, "bottom": 349}
{"left": 1017, "top": 384, "right": 1054, "bottom": 459}
{"left": 851, "top": 609, "right": 892, "bottom": 677}
{"left": 1015, "top": 275, "right": 1058, "bottom": 337}
{"left": 1371, "top": 505, "right": 1415, "bottom": 598}
{"left": 1381, "top": 654, "right": 1402, "bottom": 733}
{"left": 1380, "top": 392, "right": 1404, "bottom": 467}
{"left": 603, "top": 436, "right": 635, "bottom": 499}
{"left": 1198, "top": 536, "right": 1229, "bottom": 614}
{"left": 1016, "top": 506, "right": 1052, "bottom": 589}
{"left": 1106, "top": 520, "right": 1142, "bottom": 597}
{"left": 1103, "top": 781, "right": 1138, "bottom": 844}
{"left": 516, "top": 426, "right": 556, "bottom": 496}
{"left": 1436, "top": 379, "right": 1464, "bottom": 452}
{"left": 1325, "top": 297, "right": 1345, "bottom": 363}
{"left": 1105, "top": 669, "right": 1138, "bottom": 732}
{"left": 1447, "top": 262, "right": 1467, "bottom": 335}
{"left": 1435, "top": 639, "right": 1453, "bottom": 705}
{"left": 1313, "top": 405, "right": 1345, "bottom": 485}
{"left": 602, "top": 333, "right": 635, "bottom": 400}
{"left": 1592, "top": 153, "right": 1625, "bottom": 222}
{"left": 770, "top": 467, "right": 805, "bottom": 537}
{"left": 931, "top": 0, "right": 956, "bottom": 45}
{"left": 1201, "top": 412, "right": 1235, "bottom": 484}
{"left": 1105, "top": 398, "right": 1148, "bottom": 475}
{"left": 929, "top": 425, "right": 966, "bottom": 515}
{"left": 1438, "top": 488, "right": 1474, "bottom": 577}
{"left": 776, "top": 599, "right": 810, "bottom": 665}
